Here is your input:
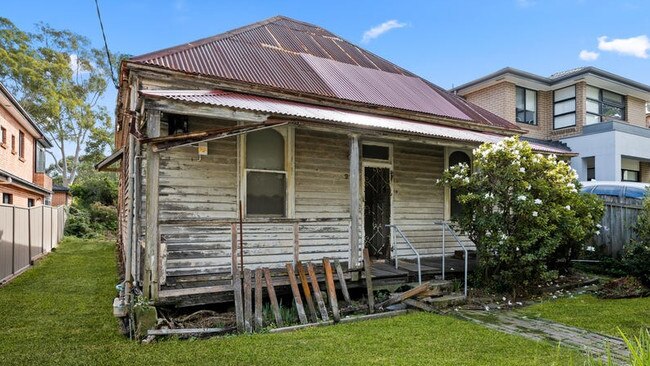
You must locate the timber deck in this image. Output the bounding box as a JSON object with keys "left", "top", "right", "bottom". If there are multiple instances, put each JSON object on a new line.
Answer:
{"left": 157, "top": 255, "right": 476, "bottom": 307}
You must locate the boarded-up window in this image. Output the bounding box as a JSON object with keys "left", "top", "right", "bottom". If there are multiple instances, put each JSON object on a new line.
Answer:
{"left": 246, "top": 129, "right": 286, "bottom": 216}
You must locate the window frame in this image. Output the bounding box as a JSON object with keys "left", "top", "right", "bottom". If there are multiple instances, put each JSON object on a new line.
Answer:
{"left": 239, "top": 126, "right": 295, "bottom": 218}
{"left": 621, "top": 169, "right": 640, "bottom": 182}
{"left": 586, "top": 86, "right": 626, "bottom": 124}
{"left": 0, "top": 126, "right": 6, "bottom": 148}
{"left": 11, "top": 134, "right": 16, "bottom": 154}
{"left": 2, "top": 193, "right": 13, "bottom": 205}
{"left": 35, "top": 142, "right": 46, "bottom": 173}
{"left": 18, "top": 131, "right": 25, "bottom": 160}
{"left": 515, "top": 86, "right": 538, "bottom": 125}
{"left": 553, "top": 85, "right": 577, "bottom": 130}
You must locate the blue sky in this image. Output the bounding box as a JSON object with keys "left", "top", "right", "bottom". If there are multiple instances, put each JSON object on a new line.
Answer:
{"left": 3, "top": 0, "right": 650, "bottom": 115}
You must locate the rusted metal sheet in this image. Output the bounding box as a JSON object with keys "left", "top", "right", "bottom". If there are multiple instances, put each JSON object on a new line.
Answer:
{"left": 129, "top": 16, "right": 518, "bottom": 130}
{"left": 141, "top": 89, "right": 571, "bottom": 154}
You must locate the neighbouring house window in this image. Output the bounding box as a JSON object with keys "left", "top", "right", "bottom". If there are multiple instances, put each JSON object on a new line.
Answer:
{"left": 36, "top": 142, "right": 46, "bottom": 173}
{"left": 553, "top": 86, "right": 576, "bottom": 129}
{"left": 585, "top": 157, "right": 596, "bottom": 181}
{"left": 18, "top": 131, "right": 25, "bottom": 159}
{"left": 449, "top": 151, "right": 471, "bottom": 219}
{"left": 245, "top": 129, "right": 286, "bottom": 216}
{"left": 1, "top": 127, "right": 6, "bottom": 147}
{"left": 11, "top": 134, "right": 16, "bottom": 154}
{"left": 516, "top": 86, "right": 537, "bottom": 125}
{"left": 27, "top": 198, "right": 35, "bottom": 207}
{"left": 586, "top": 86, "right": 626, "bottom": 125}
{"left": 2, "top": 193, "right": 12, "bottom": 205}
{"left": 622, "top": 169, "right": 640, "bottom": 182}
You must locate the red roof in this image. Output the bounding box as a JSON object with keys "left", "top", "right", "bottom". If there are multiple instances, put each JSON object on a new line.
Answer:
{"left": 141, "top": 89, "right": 570, "bottom": 155}
{"left": 130, "top": 16, "right": 520, "bottom": 132}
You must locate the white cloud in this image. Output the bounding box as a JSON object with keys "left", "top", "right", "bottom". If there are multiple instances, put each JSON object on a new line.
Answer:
{"left": 69, "top": 54, "right": 89, "bottom": 74}
{"left": 361, "top": 20, "right": 406, "bottom": 43}
{"left": 579, "top": 50, "right": 599, "bottom": 61}
{"left": 597, "top": 35, "right": 650, "bottom": 59}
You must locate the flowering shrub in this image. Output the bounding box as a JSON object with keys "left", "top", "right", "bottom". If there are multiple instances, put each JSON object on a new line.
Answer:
{"left": 439, "top": 136, "right": 603, "bottom": 295}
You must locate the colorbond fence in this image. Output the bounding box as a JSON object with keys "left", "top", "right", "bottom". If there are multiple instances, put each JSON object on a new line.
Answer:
{"left": 0, "top": 204, "right": 66, "bottom": 284}
{"left": 592, "top": 196, "right": 643, "bottom": 257}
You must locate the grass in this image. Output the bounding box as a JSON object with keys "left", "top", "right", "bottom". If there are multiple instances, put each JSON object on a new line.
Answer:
{"left": 0, "top": 237, "right": 584, "bottom": 365}
{"left": 520, "top": 294, "right": 650, "bottom": 337}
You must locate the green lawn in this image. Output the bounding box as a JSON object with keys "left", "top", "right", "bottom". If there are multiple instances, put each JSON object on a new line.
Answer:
{"left": 0, "top": 237, "right": 583, "bottom": 365}
{"left": 520, "top": 294, "right": 650, "bottom": 338}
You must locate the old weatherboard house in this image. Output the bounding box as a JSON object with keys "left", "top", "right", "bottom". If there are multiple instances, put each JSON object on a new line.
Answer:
{"left": 100, "top": 16, "right": 572, "bottom": 306}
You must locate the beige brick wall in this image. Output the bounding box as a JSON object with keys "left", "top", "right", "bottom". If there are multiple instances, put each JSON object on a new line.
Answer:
{"left": 627, "top": 96, "right": 648, "bottom": 127}
{"left": 464, "top": 81, "right": 516, "bottom": 123}
{"left": 0, "top": 184, "right": 45, "bottom": 207}
{"left": 0, "top": 104, "right": 36, "bottom": 183}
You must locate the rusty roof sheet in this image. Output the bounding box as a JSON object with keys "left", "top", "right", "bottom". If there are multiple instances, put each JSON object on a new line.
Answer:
{"left": 129, "top": 16, "right": 519, "bottom": 131}
{"left": 141, "top": 89, "right": 571, "bottom": 155}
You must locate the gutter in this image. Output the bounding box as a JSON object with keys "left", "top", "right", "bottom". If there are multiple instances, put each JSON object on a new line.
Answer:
{"left": 0, "top": 169, "right": 52, "bottom": 195}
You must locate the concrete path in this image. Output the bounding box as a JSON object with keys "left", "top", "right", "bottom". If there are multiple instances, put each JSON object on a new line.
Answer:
{"left": 457, "top": 310, "right": 629, "bottom": 365}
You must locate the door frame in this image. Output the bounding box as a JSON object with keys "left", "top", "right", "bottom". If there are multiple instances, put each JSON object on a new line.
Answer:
{"left": 360, "top": 141, "right": 394, "bottom": 260}
{"left": 443, "top": 147, "right": 473, "bottom": 220}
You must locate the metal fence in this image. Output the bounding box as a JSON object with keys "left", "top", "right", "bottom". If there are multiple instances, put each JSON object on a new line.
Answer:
{"left": 592, "top": 196, "right": 643, "bottom": 257}
{"left": 0, "top": 204, "right": 67, "bottom": 283}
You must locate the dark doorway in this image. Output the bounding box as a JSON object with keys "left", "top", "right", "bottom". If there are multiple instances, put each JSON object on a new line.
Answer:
{"left": 449, "top": 151, "right": 471, "bottom": 219}
{"left": 364, "top": 167, "right": 391, "bottom": 260}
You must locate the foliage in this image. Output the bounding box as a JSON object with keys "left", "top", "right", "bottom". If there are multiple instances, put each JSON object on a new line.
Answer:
{"left": 520, "top": 294, "right": 650, "bottom": 337}
{"left": 0, "top": 237, "right": 583, "bottom": 365}
{"left": 598, "top": 276, "right": 649, "bottom": 299}
{"left": 439, "top": 136, "right": 604, "bottom": 295}
{"left": 64, "top": 166, "right": 118, "bottom": 238}
{"left": 621, "top": 189, "right": 650, "bottom": 286}
{"left": 0, "top": 17, "right": 120, "bottom": 186}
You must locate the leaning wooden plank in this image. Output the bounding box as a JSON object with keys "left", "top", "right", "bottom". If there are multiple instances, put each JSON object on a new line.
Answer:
{"left": 232, "top": 268, "right": 244, "bottom": 333}
{"left": 254, "top": 269, "right": 264, "bottom": 330}
{"left": 296, "top": 261, "right": 319, "bottom": 323}
{"left": 307, "top": 262, "right": 329, "bottom": 321}
{"left": 377, "top": 281, "right": 431, "bottom": 309}
{"left": 268, "top": 310, "right": 408, "bottom": 334}
{"left": 363, "top": 248, "right": 375, "bottom": 314}
{"left": 147, "top": 327, "right": 236, "bottom": 336}
{"left": 403, "top": 298, "right": 437, "bottom": 313}
{"left": 322, "top": 258, "right": 340, "bottom": 322}
{"left": 263, "top": 267, "right": 284, "bottom": 327}
{"left": 286, "top": 263, "right": 308, "bottom": 325}
{"left": 243, "top": 268, "right": 253, "bottom": 333}
{"left": 334, "top": 259, "right": 351, "bottom": 304}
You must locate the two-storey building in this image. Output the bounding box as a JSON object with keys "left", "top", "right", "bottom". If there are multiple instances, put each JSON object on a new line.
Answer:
{"left": 452, "top": 67, "right": 650, "bottom": 183}
{"left": 0, "top": 83, "right": 53, "bottom": 207}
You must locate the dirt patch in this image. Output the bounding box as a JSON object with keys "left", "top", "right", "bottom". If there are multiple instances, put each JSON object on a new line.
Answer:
{"left": 598, "top": 276, "right": 650, "bottom": 299}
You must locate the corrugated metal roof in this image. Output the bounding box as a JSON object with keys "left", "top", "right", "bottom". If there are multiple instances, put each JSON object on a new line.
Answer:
{"left": 141, "top": 89, "right": 571, "bottom": 154}
{"left": 129, "top": 16, "right": 519, "bottom": 131}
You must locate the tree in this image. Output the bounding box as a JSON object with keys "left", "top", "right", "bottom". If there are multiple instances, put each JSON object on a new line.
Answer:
{"left": 0, "top": 17, "right": 116, "bottom": 186}
{"left": 439, "top": 136, "right": 604, "bottom": 296}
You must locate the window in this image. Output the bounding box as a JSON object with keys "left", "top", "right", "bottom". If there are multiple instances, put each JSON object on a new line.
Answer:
{"left": 553, "top": 86, "right": 576, "bottom": 129}
{"left": 622, "top": 169, "right": 640, "bottom": 182}
{"left": 2, "top": 193, "right": 12, "bottom": 205}
{"left": 449, "top": 151, "right": 471, "bottom": 219}
{"left": 18, "top": 131, "right": 24, "bottom": 159}
{"left": 586, "top": 86, "right": 625, "bottom": 125}
{"left": 516, "top": 87, "right": 537, "bottom": 125}
{"left": 36, "top": 142, "right": 46, "bottom": 173}
{"left": 1, "top": 127, "right": 6, "bottom": 147}
{"left": 27, "top": 198, "right": 35, "bottom": 207}
{"left": 362, "top": 144, "right": 390, "bottom": 160}
{"left": 11, "top": 134, "right": 15, "bottom": 154}
{"left": 245, "top": 129, "right": 286, "bottom": 216}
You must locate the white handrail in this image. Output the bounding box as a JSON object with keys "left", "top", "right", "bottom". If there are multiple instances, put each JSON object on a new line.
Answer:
{"left": 386, "top": 224, "right": 421, "bottom": 284}
{"left": 433, "top": 221, "right": 468, "bottom": 297}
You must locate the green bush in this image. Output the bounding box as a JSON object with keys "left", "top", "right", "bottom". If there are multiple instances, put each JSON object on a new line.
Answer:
{"left": 439, "top": 136, "right": 604, "bottom": 296}
{"left": 65, "top": 171, "right": 118, "bottom": 238}
{"left": 88, "top": 202, "right": 118, "bottom": 232}
{"left": 64, "top": 205, "right": 96, "bottom": 238}
{"left": 622, "top": 189, "right": 650, "bottom": 287}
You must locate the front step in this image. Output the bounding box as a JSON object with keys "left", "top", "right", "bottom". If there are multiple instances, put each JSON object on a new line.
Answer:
{"left": 421, "top": 294, "right": 467, "bottom": 308}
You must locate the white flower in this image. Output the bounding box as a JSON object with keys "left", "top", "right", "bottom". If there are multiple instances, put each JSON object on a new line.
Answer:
{"left": 435, "top": 179, "right": 440, "bottom": 184}
{"left": 595, "top": 231, "right": 600, "bottom": 236}
{"left": 517, "top": 195, "right": 527, "bottom": 201}
{"left": 534, "top": 199, "right": 542, "bottom": 205}
{"left": 516, "top": 247, "right": 520, "bottom": 251}
{"left": 586, "top": 246, "right": 595, "bottom": 252}
{"left": 525, "top": 183, "right": 531, "bottom": 190}
{"left": 567, "top": 182, "right": 575, "bottom": 188}
{"left": 463, "top": 177, "right": 470, "bottom": 184}
{"left": 596, "top": 224, "right": 602, "bottom": 229}
{"left": 484, "top": 192, "right": 494, "bottom": 199}
{"left": 532, "top": 211, "right": 538, "bottom": 217}
{"left": 565, "top": 205, "right": 571, "bottom": 210}
{"left": 502, "top": 297, "right": 506, "bottom": 301}
{"left": 485, "top": 230, "right": 492, "bottom": 237}
{"left": 519, "top": 167, "right": 526, "bottom": 173}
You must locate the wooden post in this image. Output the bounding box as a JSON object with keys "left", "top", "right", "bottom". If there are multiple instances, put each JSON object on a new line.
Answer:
{"left": 292, "top": 222, "right": 299, "bottom": 266}
{"left": 263, "top": 268, "right": 283, "bottom": 327}
{"left": 334, "top": 259, "right": 351, "bottom": 304}
{"left": 296, "top": 262, "right": 318, "bottom": 322}
{"left": 307, "top": 262, "right": 329, "bottom": 321}
{"left": 349, "top": 135, "right": 360, "bottom": 269}
{"left": 254, "top": 269, "right": 264, "bottom": 330}
{"left": 231, "top": 223, "right": 238, "bottom": 281}
{"left": 243, "top": 268, "right": 253, "bottom": 333}
{"left": 233, "top": 267, "right": 244, "bottom": 333}
{"left": 363, "top": 248, "right": 375, "bottom": 314}
{"left": 286, "top": 264, "right": 308, "bottom": 325}
{"left": 322, "top": 258, "right": 340, "bottom": 322}
{"left": 144, "top": 110, "right": 161, "bottom": 301}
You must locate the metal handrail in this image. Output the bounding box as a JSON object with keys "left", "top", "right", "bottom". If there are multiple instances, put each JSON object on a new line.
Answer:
{"left": 386, "top": 224, "right": 421, "bottom": 284}
{"left": 434, "top": 221, "right": 468, "bottom": 297}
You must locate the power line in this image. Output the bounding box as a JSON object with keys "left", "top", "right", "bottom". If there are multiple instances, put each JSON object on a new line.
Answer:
{"left": 94, "top": 0, "right": 118, "bottom": 89}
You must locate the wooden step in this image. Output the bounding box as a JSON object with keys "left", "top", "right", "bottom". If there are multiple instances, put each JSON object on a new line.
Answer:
{"left": 422, "top": 294, "right": 467, "bottom": 308}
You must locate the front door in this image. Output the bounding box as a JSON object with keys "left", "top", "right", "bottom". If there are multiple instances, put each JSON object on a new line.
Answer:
{"left": 364, "top": 167, "right": 391, "bottom": 260}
